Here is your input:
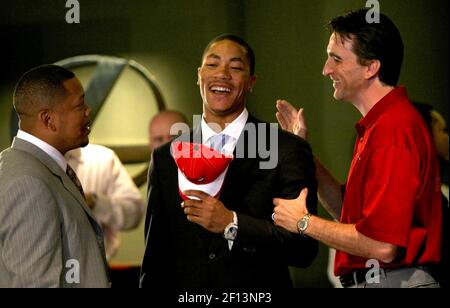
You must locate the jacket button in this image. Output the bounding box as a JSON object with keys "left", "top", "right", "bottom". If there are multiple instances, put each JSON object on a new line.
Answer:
{"left": 209, "top": 253, "right": 216, "bottom": 260}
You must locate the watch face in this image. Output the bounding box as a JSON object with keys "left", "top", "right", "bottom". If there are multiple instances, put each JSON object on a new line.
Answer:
{"left": 229, "top": 226, "right": 237, "bottom": 236}
{"left": 297, "top": 215, "right": 310, "bottom": 233}
{"left": 297, "top": 214, "right": 311, "bottom": 234}
{"left": 225, "top": 224, "right": 238, "bottom": 240}
{"left": 298, "top": 220, "right": 306, "bottom": 230}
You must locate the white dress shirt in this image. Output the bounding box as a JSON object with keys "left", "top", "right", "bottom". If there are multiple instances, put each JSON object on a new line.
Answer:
{"left": 200, "top": 108, "right": 248, "bottom": 250}
{"left": 65, "top": 144, "right": 145, "bottom": 260}
{"left": 201, "top": 108, "right": 248, "bottom": 156}
{"left": 16, "top": 130, "right": 67, "bottom": 172}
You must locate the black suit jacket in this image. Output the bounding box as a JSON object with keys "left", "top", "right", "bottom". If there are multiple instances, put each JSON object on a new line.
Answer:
{"left": 140, "top": 114, "right": 318, "bottom": 288}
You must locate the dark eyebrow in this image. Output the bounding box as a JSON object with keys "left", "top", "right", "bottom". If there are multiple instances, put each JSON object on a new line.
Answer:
{"left": 206, "top": 54, "right": 245, "bottom": 64}
{"left": 230, "top": 57, "right": 245, "bottom": 64}
{"left": 329, "top": 52, "right": 342, "bottom": 60}
{"left": 206, "top": 54, "right": 221, "bottom": 60}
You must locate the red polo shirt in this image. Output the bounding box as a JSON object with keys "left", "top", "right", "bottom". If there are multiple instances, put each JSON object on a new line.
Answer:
{"left": 334, "top": 87, "right": 442, "bottom": 276}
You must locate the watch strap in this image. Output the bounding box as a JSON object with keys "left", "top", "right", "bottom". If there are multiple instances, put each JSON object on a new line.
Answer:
{"left": 297, "top": 213, "right": 312, "bottom": 236}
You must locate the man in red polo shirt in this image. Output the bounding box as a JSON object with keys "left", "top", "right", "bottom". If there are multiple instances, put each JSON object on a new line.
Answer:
{"left": 273, "top": 9, "right": 442, "bottom": 288}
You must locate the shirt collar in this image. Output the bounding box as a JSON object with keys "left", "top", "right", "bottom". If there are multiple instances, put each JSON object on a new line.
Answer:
{"left": 64, "top": 147, "right": 83, "bottom": 163}
{"left": 201, "top": 108, "right": 249, "bottom": 142}
{"left": 16, "top": 129, "right": 67, "bottom": 171}
{"left": 356, "top": 86, "right": 409, "bottom": 136}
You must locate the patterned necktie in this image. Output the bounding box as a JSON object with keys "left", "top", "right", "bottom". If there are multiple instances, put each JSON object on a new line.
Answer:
{"left": 66, "top": 164, "right": 86, "bottom": 200}
{"left": 209, "top": 134, "right": 229, "bottom": 154}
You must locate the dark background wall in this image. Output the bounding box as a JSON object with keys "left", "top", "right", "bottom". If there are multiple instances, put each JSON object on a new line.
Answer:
{"left": 0, "top": 0, "right": 448, "bottom": 288}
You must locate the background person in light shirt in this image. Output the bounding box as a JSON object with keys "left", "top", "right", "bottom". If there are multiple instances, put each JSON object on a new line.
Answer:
{"left": 65, "top": 144, "right": 145, "bottom": 261}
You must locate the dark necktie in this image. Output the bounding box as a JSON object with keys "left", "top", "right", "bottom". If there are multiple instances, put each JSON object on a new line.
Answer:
{"left": 66, "top": 164, "right": 86, "bottom": 200}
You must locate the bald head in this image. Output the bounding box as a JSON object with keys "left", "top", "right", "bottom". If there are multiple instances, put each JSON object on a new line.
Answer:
{"left": 13, "top": 65, "right": 75, "bottom": 126}
{"left": 149, "top": 110, "right": 188, "bottom": 150}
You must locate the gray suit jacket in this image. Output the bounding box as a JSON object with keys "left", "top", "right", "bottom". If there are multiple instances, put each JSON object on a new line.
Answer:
{"left": 0, "top": 138, "right": 110, "bottom": 287}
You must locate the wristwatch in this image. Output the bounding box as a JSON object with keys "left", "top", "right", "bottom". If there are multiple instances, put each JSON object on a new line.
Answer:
{"left": 297, "top": 213, "right": 312, "bottom": 237}
{"left": 223, "top": 211, "right": 238, "bottom": 241}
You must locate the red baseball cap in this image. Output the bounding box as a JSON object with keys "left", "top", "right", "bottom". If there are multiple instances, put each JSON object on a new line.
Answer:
{"left": 171, "top": 141, "right": 233, "bottom": 200}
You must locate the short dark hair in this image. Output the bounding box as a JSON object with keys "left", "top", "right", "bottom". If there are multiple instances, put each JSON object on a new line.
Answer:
{"left": 13, "top": 64, "right": 75, "bottom": 117}
{"left": 328, "top": 9, "right": 404, "bottom": 86}
{"left": 412, "top": 102, "right": 434, "bottom": 131}
{"left": 202, "top": 34, "right": 256, "bottom": 75}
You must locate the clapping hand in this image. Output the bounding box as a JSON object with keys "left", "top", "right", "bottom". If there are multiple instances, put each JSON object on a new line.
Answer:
{"left": 276, "top": 99, "right": 308, "bottom": 140}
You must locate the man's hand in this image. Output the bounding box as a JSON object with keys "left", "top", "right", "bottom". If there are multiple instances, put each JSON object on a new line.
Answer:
{"left": 182, "top": 190, "right": 233, "bottom": 233}
{"left": 273, "top": 188, "right": 309, "bottom": 233}
{"left": 85, "top": 193, "right": 96, "bottom": 209}
{"left": 276, "top": 99, "right": 308, "bottom": 139}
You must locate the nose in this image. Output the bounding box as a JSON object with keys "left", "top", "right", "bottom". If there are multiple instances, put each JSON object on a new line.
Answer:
{"left": 322, "top": 58, "right": 333, "bottom": 77}
{"left": 214, "top": 65, "right": 232, "bottom": 80}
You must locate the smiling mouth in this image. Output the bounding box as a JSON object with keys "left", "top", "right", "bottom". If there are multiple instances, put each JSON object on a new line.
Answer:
{"left": 210, "top": 86, "right": 232, "bottom": 94}
{"left": 331, "top": 79, "right": 341, "bottom": 88}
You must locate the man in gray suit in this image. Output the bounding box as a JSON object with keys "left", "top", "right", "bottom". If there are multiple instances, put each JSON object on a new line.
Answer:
{"left": 0, "top": 65, "right": 110, "bottom": 287}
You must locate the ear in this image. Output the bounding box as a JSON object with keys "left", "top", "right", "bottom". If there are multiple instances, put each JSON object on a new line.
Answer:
{"left": 38, "top": 109, "right": 56, "bottom": 131}
{"left": 197, "top": 67, "right": 201, "bottom": 85}
{"left": 365, "top": 60, "right": 381, "bottom": 80}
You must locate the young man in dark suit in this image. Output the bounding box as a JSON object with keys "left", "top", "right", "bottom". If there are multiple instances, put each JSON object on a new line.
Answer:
{"left": 140, "top": 34, "right": 318, "bottom": 288}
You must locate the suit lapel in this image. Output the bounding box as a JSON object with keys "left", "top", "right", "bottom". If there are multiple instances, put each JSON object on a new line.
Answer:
{"left": 11, "top": 138, "right": 101, "bottom": 230}
{"left": 177, "top": 126, "right": 219, "bottom": 249}
{"left": 12, "top": 138, "right": 110, "bottom": 276}
{"left": 210, "top": 116, "right": 261, "bottom": 252}
{"left": 176, "top": 116, "right": 262, "bottom": 253}
{"left": 220, "top": 115, "right": 260, "bottom": 203}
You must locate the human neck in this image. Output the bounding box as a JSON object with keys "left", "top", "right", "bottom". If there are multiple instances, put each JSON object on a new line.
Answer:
{"left": 203, "top": 108, "right": 244, "bottom": 132}
{"left": 21, "top": 127, "right": 65, "bottom": 154}
{"left": 352, "top": 80, "right": 394, "bottom": 117}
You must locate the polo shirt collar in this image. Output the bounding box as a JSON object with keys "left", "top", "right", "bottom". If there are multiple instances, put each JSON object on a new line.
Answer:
{"left": 356, "top": 86, "right": 409, "bottom": 136}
